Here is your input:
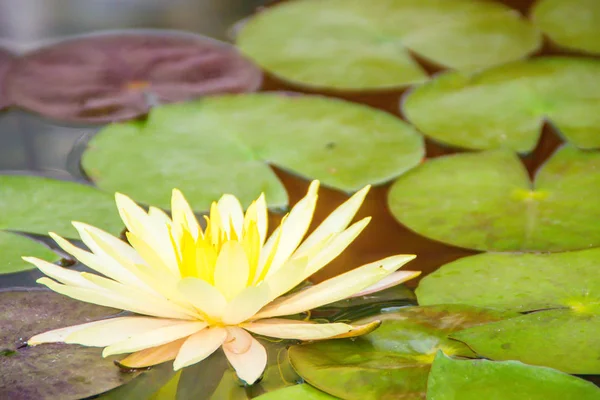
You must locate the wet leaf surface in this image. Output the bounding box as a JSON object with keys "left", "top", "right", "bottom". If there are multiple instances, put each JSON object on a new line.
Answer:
{"left": 6, "top": 31, "right": 262, "bottom": 123}
{"left": 255, "top": 384, "right": 338, "bottom": 400}
{"left": 426, "top": 352, "right": 600, "bottom": 400}
{"left": 388, "top": 145, "right": 600, "bottom": 252}
{"left": 0, "top": 48, "right": 13, "bottom": 109}
{"left": 402, "top": 57, "right": 600, "bottom": 152}
{"left": 532, "top": 0, "right": 600, "bottom": 55}
{"left": 0, "top": 232, "right": 57, "bottom": 274}
{"left": 0, "top": 289, "right": 131, "bottom": 400}
{"left": 236, "top": 0, "right": 540, "bottom": 90}
{"left": 0, "top": 174, "right": 123, "bottom": 237}
{"left": 82, "top": 93, "right": 424, "bottom": 210}
{"left": 288, "top": 305, "right": 515, "bottom": 400}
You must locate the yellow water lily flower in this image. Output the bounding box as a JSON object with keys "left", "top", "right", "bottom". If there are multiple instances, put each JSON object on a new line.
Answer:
{"left": 24, "top": 181, "right": 419, "bottom": 384}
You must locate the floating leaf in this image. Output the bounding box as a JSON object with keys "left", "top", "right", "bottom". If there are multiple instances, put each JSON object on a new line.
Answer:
{"left": 0, "top": 232, "right": 57, "bottom": 274}
{"left": 236, "top": 0, "right": 540, "bottom": 90}
{"left": 255, "top": 384, "right": 338, "bottom": 400}
{"left": 402, "top": 57, "right": 600, "bottom": 152}
{"left": 0, "top": 174, "right": 123, "bottom": 237}
{"left": 288, "top": 305, "right": 514, "bottom": 400}
{"left": 426, "top": 352, "right": 600, "bottom": 400}
{"left": 0, "top": 48, "right": 12, "bottom": 109}
{"left": 416, "top": 248, "right": 600, "bottom": 311}
{"left": 452, "top": 309, "right": 600, "bottom": 374}
{"left": 388, "top": 145, "right": 600, "bottom": 252}
{"left": 0, "top": 289, "right": 131, "bottom": 400}
{"left": 6, "top": 31, "right": 262, "bottom": 123}
{"left": 532, "top": 0, "right": 600, "bottom": 55}
{"left": 82, "top": 93, "right": 424, "bottom": 210}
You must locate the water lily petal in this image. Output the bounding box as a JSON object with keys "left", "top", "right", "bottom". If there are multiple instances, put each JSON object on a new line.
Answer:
{"left": 217, "top": 194, "right": 245, "bottom": 238}
{"left": 103, "top": 321, "right": 207, "bottom": 356}
{"left": 254, "top": 193, "right": 268, "bottom": 244}
{"left": 214, "top": 241, "right": 250, "bottom": 300}
{"left": 224, "top": 326, "right": 253, "bottom": 354}
{"left": 119, "top": 337, "right": 187, "bottom": 368}
{"left": 328, "top": 320, "right": 382, "bottom": 339}
{"left": 242, "top": 319, "right": 356, "bottom": 340}
{"left": 73, "top": 221, "right": 144, "bottom": 267}
{"left": 171, "top": 189, "right": 200, "bottom": 240}
{"left": 222, "top": 285, "right": 270, "bottom": 325}
{"left": 263, "top": 180, "right": 319, "bottom": 277}
{"left": 254, "top": 254, "right": 416, "bottom": 319}
{"left": 261, "top": 257, "right": 308, "bottom": 302}
{"left": 173, "top": 327, "right": 227, "bottom": 370}
{"left": 223, "top": 335, "right": 267, "bottom": 385}
{"left": 177, "top": 277, "right": 227, "bottom": 319}
{"left": 29, "top": 318, "right": 113, "bottom": 345}
{"left": 66, "top": 316, "right": 183, "bottom": 347}
{"left": 350, "top": 270, "right": 422, "bottom": 298}
{"left": 148, "top": 206, "right": 173, "bottom": 226}
{"left": 23, "top": 257, "right": 97, "bottom": 289}
{"left": 295, "top": 185, "right": 370, "bottom": 256}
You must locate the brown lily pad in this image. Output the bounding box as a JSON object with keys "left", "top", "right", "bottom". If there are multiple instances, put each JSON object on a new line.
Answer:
{"left": 6, "top": 31, "right": 262, "bottom": 123}
{"left": 0, "top": 48, "right": 13, "bottom": 109}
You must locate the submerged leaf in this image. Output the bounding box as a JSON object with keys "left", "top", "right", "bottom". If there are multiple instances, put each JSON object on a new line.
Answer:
{"left": 289, "top": 305, "right": 515, "bottom": 400}
{"left": 236, "top": 0, "right": 540, "bottom": 90}
{"left": 532, "top": 0, "right": 600, "bottom": 55}
{"left": 6, "top": 31, "right": 262, "bottom": 123}
{"left": 82, "top": 93, "right": 424, "bottom": 210}
{"left": 402, "top": 57, "right": 600, "bottom": 152}
{"left": 388, "top": 145, "right": 600, "bottom": 252}
{"left": 426, "top": 352, "right": 600, "bottom": 400}
{"left": 0, "top": 174, "right": 123, "bottom": 237}
{"left": 0, "top": 232, "right": 57, "bottom": 275}
{"left": 255, "top": 384, "right": 338, "bottom": 400}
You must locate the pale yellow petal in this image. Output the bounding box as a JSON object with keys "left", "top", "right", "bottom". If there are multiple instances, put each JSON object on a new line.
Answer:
{"left": 217, "top": 194, "right": 245, "bottom": 238}
{"left": 23, "top": 257, "right": 96, "bottom": 289}
{"left": 221, "top": 285, "right": 270, "bottom": 325}
{"left": 294, "top": 185, "right": 370, "bottom": 256}
{"left": 72, "top": 222, "right": 144, "bottom": 267}
{"left": 115, "top": 192, "right": 150, "bottom": 235}
{"left": 263, "top": 180, "right": 319, "bottom": 277}
{"left": 223, "top": 326, "right": 253, "bottom": 354}
{"left": 261, "top": 257, "right": 308, "bottom": 302}
{"left": 119, "top": 337, "right": 187, "bottom": 368}
{"left": 242, "top": 319, "right": 355, "bottom": 340}
{"left": 350, "top": 270, "right": 421, "bottom": 298}
{"left": 213, "top": 241, "right": 250, "bottom": 300}
{"left": 173, "top": 327, "right": 227, "bottom": 370}
{"left": 126, "top": 232, "right": 174, "bottom": 276}
{"left": 29, "top": 319, "right": 111, "bottom": 345}
{"left": 103, "top": 321, "right": 207, "bottom": 356}
{"left": 66, "top": 316, "right": 183, "bottom": 347}
{"left": 223, "top": 335, "right": 267, "bottom": 385}
{"left": 148, "top": 206, "right": 173, "bottom": 226}
{"left": 177, "top": 277, "right": 227, "bottom": 320}
{"left": 254, "top": 255, "right": 416, "bottom": 319}
{"left": 254, "top": 193, "right": 268, "bottom": 244}
{"left": 171, "top": 189, "right": 200, "bottom": 240}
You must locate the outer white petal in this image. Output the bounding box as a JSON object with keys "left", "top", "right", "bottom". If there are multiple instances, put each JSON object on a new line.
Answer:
{"left": 254, "top": 255, "right": 416, "bottom": 319}
{"left": 294, "top": 185, "right": 370, "bottom": 256}
{"left": 23, "top": 257, "right": 97, "bottom": 289}
{"left": 242, "top": 319, "right": 355, "bottom": 340}
{"left": 29, "top": 318, "right": 113, "bottom": 345}
{"left": 173, "top": 327, "right": 227, "bottom": 370}
{"left": 350, "top": 270, "right": 421, "bottom": 298}
{"left": 223, "top": 335, "right": 267, "bottom": 385}
{"left": 119, "top": 337, "right": 186, "bottom": 368}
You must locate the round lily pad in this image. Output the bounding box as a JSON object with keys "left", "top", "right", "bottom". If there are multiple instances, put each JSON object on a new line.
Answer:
{"left": 236, "top": 0, "right": 541, "bottom": 91}
{"left": 532, "top": 0, "right": 600, "bottom": 55}
{"left": 0, "top": 232, "right": 57, "bottom": 275}
{"left": 0, "top": 48, "right": 12, "bottom": 109}
{"left": 82, "top": 93, "right": 424, "bottom": 210}
{"left": 427, "top": 352, "right": 600, "bottom": 400}
{"left": 388, "top": 145, "right": 600, "bottom": 252}
{"left": 402, "top": 57, "right": 600, "bottom": 152}
{"left": 288, "top": 305, "right": 515, "bottom": 400}
{"left": 6, "top": 31, "right": 262, "bottom": 123}
{"left": 0, "top": 174, "right": 123, "bottom": 238}
{"left": 416, "top": 248, "right": 600, "bottom": 311}
{"left": 255, "top": 384, "right": 338, "bottom": 400}
{"left": 0, "top": 289, "right": 129, "bottom": 400}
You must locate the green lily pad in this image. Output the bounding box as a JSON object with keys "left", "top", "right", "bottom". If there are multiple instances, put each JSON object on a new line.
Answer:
{"left": 402, "top": 57, "right": 600, "bottom": 152}
{"left": 236, "top": 0, "right": 540, "bottom": 90}
{"left": 288, "top": 305, "right": 515, "bottom": 400}
{"left": 0, "top": 232, "right": 57, "bottom": 274}
{"left": 388, "top": 145, "right": 600, "bottom": 252}
{"left": 0, "top": 174, "right": 123, "bottom": 238}
{"left": 416, "top": 248, "right": 600, "bottom": 311}
{"left": 532, "top": 0, "right": 600, "bottom": 55}
{"left": 451, "top": 309, "right": 600, "bottom": 374}
{"left": 82, "top": 93, "right": 424, "bottom": 210}
{"left": 0, "top": 289, "right": 131, "bottom": 399}
{"left": 426, "top": 352, "right": 600, "bottom": 400}
{"left": 255, "top": 384, "right": 338, "bottom": 400}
